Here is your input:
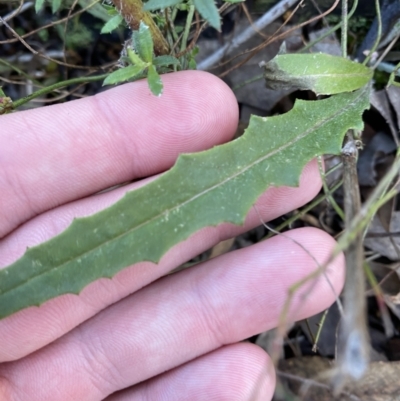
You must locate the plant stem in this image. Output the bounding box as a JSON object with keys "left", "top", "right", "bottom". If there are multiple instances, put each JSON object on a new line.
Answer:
{"left": 341, "top": 0, "right": 348, "bottom": 57}
{"left": 180, "top": 4, "right": 195, "bottom": 53}
{"left": 10, "top": 74, "right": 109, "bottom": 110}
{"left": 363, "top": 0, "right": 382, "bottom": 65}
{"left": 264, "top": 178, "right": 343, "bottom": 239}
{"left": 317, "top": 157, "right": 344, "bottom": 221}
{"left": 300, "top": 0, "right": 358, "bottom": 53}
{"left": 111, "top": 0, "right": 169, "bottom": 55}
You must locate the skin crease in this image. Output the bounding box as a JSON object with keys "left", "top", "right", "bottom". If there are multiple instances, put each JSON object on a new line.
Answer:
{"left": 0, "top": 71, "right": 345, "bottom": 401}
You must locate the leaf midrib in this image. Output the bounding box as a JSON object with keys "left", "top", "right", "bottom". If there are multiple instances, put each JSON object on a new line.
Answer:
{"left": 2, "top": 87, "right": 367, "bottom": 296}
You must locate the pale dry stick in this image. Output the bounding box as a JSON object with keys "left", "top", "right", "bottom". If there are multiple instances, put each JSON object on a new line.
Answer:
{"left": 334, "top": 0, "right": 370, "bottom": 388}
{"left": 334, "top": 140, "right": 370, "bottom": 391}
{"left": 197, "top": 0, "right": 300, "bottom": 71}
{"left": 372, "top": 32, "right": 400, "bottom": 70}
{"left": 0, "top": 0, "right": 33, "bottom": 25}
{"left": 273, "top": 148, "right": 400, "bottom": 377}
{"left": 210, "top": 0, "right": 306, "bottom": 75}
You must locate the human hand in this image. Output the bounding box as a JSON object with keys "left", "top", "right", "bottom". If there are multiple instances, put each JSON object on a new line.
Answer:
{"left": 0, "top": 71, "right": 344, "bottom": 400}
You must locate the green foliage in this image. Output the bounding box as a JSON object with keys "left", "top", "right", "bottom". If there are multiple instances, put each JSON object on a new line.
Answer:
{"left": 34, "top": 0, "right": 63, "bottom": 13}
{"left": 262, "top": 53, "right": 373, "bottom": 95}
{"left": 133, "top": 22, "right": 154, "bottom": 63}
{"left": 55, "top": 21, "right": 93, "bottom": 50}
{"left": 35, "top": 0, "right": 45, "bottom": 12}
{"left": 0, "top": 84, "right": 370, "bottom": 319}
{"left": 143, "top": 0, "right": 221, "bottom": 30}
{"left": 103, "top": 64, "right": 146, "bottom": 85}
{"left": 144, "top": 0, "right": 182, "bottom": 10}
{"left": 51, "top": 0, "right": 62, "bottom": 13}
{"left": 193, "top": 0, "right": 220, "bottom": 30}
{"left": 101, "top": 14, "right": 124, "bottom": 34}
{"left": 103, "top": 22, "right": 180, "bottom": 96}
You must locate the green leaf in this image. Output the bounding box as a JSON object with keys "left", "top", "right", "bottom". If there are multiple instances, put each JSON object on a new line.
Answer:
{"left": 0, "top": 85, "right": 370, "bottom": 319}
{"left": 103, "top": 65, "right": 145, "bottom": 85}
{"left": 35, "top": 0, "right": 45, "bottom": 13}
{"left": 101, "top": 14, "right": 124, "bottom": 34}
{"left": 261, "top": 53, "right": 373, "bottom": 95}
{"left": 147, "top": 65, "right": 163, "bottom": 96}
{"left": 127, "top": 49, "right": 147, "bottom": 68}
{"left": 193, "top": 0, "right": 220, "bottom": 30}
{"left": 132, "top": 22, "right": 154, "bottom": 63}
{"left": 153, "top": 55, "right": 180, "bottom": 67}
{"left": 78, "top": 0, "right": 112, "bottom": 21}
{"left": 143, "top": 0, "right": 183, "bottom": 11}
{"left": 223, "top": 0, "right": 244, "bottom": 3}
{"left": 52, "top": 0, "right": 62, "bottom": 13}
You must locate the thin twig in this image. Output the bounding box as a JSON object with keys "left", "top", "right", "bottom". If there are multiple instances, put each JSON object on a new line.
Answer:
{"left": 217, "top": 0, "right": 340, "bottom": 78}
{"left": 0, "top": 0, "right": 100, "bottom": 45}
{"left": 9, "top": 73, "right": 109, "bottom": 110}
{"left": 197, "top": 0, "right": 300, "bottom": 70}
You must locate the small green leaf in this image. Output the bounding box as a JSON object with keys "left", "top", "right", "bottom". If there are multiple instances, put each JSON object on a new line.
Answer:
{"left": 223, "top": 0, "right": 244, "bottom": 3}
{"left": 153, "top": 55, "right": 180, "bottom": 67}
{"left": 35, "top": 0, "right": 45, "bottom": 13}
{"left": 147, "top": 65, "right": 163, "bottom": 96}
{"left": 127, "top": 49, "right": 147, "bottom": 68}
{"left": 78, "top": 0, "right": 111, "bottom": 21}
{"left": 0, "top": 85, "right": 370, "bottom": 319}
{"left": 193, "top": 0, "right": 221, "bottom": 30}
{"left": 143, "top": 0, "right": 183, "bottom": 10}
{"left": 132, "top": 22, "right": 154, "bottom": 63}
{"left": 103, "top": 65, "right": 145, "bottom": 85}
{"left": 52, "top": 0, "right": 62, "bottom": 13}
{"left": 261, "top": 53, "right": 373, "bottom": 95}
{"left": 101, "top": 14, "right": 124, "bottom": 34}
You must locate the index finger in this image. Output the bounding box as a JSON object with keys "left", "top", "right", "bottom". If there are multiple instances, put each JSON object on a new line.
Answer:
{"left": 0, "top": 71, "right": 239, "bottom": 237}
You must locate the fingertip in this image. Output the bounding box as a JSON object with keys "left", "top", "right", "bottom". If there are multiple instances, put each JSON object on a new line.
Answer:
{"left": 280, "top": 227, "right": 346, "bottom": 314}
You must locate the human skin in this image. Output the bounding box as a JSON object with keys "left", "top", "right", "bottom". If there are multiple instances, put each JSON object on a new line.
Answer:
{"left": 0, "top": 71, "right": 345, "bottom": 400}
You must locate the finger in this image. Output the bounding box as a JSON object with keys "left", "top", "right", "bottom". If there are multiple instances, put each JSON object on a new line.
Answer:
{"left": 105, "top": 344, "right": 275, "bottom": 401}
{"left": 0, "top": 228, "right": 344, "bottom": 401}
{"left": 0, "top": 71, "right": 238, "bottom": 237}
{"left": 0, "top": 159, "right": 321, "bottom": 362}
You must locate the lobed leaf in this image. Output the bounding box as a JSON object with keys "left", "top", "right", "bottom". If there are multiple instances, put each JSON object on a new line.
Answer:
{"left": 261, "top": 53, "right": 373, "bottom": 95}
{"left": 132, "top": 22, "right": 154, "bottom": 63}
{"left": 153, "top": 55, "right": 180, "bottom": 67}
{"left": 147, "top": 65, "right": 163, "bottom": 96}
{"left": 128, "top": 49, "right": 147, "bottom": 68}
{"left": 103, "top": 64, "right": 145, "bottom": 85}
{"left": 193, "top": 0, "right": 221, "bottom": 31}
{"left": 0, "top": 86, "right": 370, "bottom": 319}
{"left": 101, "top": 14, "right": 124, "bottom": 34}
